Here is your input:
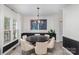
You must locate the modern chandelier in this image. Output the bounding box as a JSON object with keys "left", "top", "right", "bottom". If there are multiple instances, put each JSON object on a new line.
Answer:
{"left": 37, "top": 7, "right": 40, "bottom": 23}
{"left": 37, "top": 7, "right": 40, "bottom": 20}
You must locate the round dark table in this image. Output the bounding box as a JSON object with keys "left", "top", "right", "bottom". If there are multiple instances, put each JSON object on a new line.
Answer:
{"left": 26, "top": 35, "right": 49, "bottom": 44}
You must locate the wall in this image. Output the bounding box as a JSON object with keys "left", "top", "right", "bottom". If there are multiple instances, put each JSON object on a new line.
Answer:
{"left": 21, "top": 14, "right": 62, "bottom": 42}
{"left": 0, "top": 5, "right": 21, "bottom": 54}
{"left": 63, "top": 5, "right": 79, "bottom": 41}
{"left": 0, "top": 5, "right": 4, "bottom": 54}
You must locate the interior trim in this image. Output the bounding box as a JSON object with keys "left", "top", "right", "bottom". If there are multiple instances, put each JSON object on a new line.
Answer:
{"left": 3, "top": 40, "right": 18, "bottom": 53}
{"left": 63, "top": 36, "right": 79, "bottom": 55}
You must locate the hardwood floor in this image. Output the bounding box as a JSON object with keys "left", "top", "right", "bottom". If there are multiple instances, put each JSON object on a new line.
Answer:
{"left": 7, "top": 42, "right": 71, "bottom": 55}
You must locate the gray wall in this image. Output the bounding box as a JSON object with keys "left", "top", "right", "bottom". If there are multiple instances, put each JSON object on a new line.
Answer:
{"left": 63, "top": 5, "right": 79, "bottom": 41}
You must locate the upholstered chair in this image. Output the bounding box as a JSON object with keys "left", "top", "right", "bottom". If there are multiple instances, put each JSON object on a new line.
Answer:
{"left": 22, "top": 35, "right": 27, "bottom": 39}
{"left": 20, "top": 39, "right": 34, "bottom": 55}
{"left": 44, "top": 34, "right": 50, "bottom": 38}
{"left": 35, "top": 41, "right": 48, "bottom": 55}
{"left": 34, "top": 34, "right": 40, "bottom": 36}
{"left": 47, "top": 37, "right": 55, "bottom": 51}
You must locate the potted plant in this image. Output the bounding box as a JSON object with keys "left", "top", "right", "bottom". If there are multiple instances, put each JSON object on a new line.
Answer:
{"left": 48, "top": 29, "right": 56, "bottom": 38}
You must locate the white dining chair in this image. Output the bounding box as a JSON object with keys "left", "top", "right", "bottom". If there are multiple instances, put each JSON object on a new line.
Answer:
{"left": 35, "top": 41, "right": 48, "bottom": 55}
{"left": 20, "top": 39, "right": 34, "bottom": 55}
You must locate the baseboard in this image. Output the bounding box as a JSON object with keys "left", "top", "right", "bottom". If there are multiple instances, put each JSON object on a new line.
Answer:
{"left": 63, "top": 36, "right": 79, "bottom": 55}
{"left": 2, "top": 43, "right": 19, "bottom": 55}
{"left": 62, "top": 47, "right": 74, "bottom": 55}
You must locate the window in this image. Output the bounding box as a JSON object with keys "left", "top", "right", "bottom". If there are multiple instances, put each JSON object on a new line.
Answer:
{"left": 4, "top": 17, "right": 11, "bottom": 44}
{"left": 13, "top": 19, "right": 17, "bottom": 39}
{"left": 31, "top": 19, "right": 47, "bottom": 30}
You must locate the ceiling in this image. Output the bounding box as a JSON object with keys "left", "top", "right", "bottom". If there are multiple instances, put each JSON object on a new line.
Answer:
{"left": 6, "top": 4, "right": 67, "bottom": 16}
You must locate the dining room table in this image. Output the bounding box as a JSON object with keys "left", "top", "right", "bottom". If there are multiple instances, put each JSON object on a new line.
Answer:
{"left": 26, "top": 35, "right": 49, "bottom": 44}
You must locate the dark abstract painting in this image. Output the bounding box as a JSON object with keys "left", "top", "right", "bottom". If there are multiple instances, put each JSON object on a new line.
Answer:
{"left": 31, "top": 19, "right": 47, "bottom": 30}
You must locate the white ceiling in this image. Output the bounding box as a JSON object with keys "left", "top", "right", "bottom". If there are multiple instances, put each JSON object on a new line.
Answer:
{"left": 6, "top": 4, "right": 67, "bottom": 16}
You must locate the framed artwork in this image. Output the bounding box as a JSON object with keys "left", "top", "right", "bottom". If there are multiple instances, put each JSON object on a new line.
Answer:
{"left": 31, "top": 20, "right": 38, "bottom": 30}
{"left": 31, "top": 19, "right": 47, "bottom": 30}
{"left": 39, "top": 20, "right": 47, "bottom": 30}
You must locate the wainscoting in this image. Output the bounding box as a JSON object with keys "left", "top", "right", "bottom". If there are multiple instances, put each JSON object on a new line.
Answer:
{"left": 3, "top": 39, "right": 18, "bottom": 53}
{"left": 63, "top": 36, "right": 79, "bottom": 55}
